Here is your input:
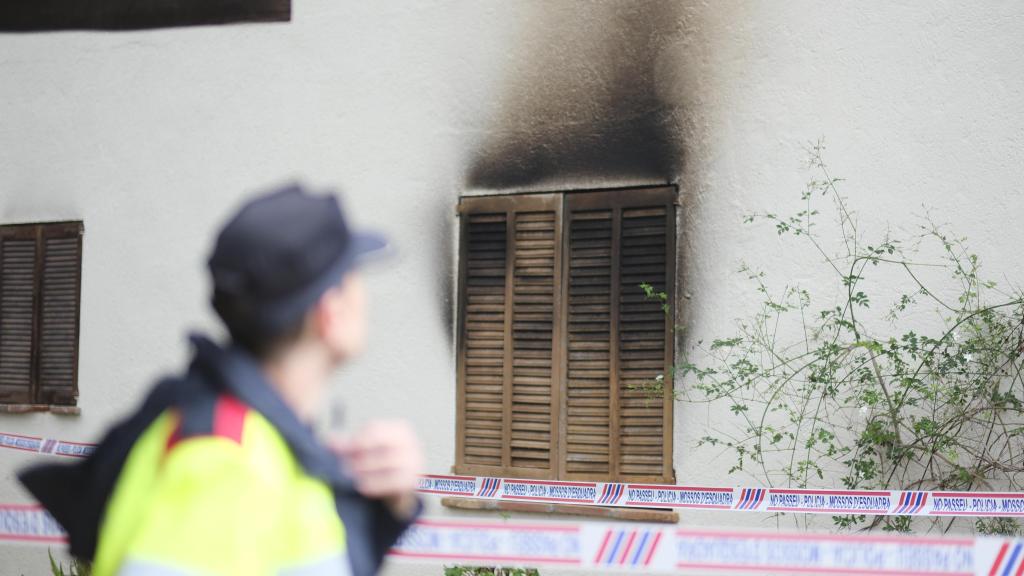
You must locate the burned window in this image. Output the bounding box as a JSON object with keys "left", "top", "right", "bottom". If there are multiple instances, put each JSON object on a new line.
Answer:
{"left": 455, "top": 188, "right": 676, "bottom": 483}
{"left": 0, "top": 222, "right": 83, "bottom": 407}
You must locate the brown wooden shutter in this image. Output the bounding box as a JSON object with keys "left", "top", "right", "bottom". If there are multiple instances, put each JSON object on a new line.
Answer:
{"left": 562, "top": 188, "right": 675, "bottom": 483}
{"left": 455, "top": 189, "right": 673, "bottom": 483}
{"left": 456, "top": 195, "right": 563, "bottom": 479}
{"left": 617, "top": 198, "right": 674, "bottom": 481}
{"left": 37, "top": 223, "right": 83, "bottom": 405}
{"left": 562, "top": 205, "right": 615, "bottom": 477}
{"left": 0, "top": 226, "right": 38, "bottom": 404}
{"left": 0, "top": 222, "right": 83, "bottom": 406}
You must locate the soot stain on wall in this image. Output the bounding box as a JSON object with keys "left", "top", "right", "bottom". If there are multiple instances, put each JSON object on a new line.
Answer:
{"left": 466, "top": 2, "right": 684, "bottom": 190}
{"left": 434, "top": 192, "right": 456, "bottom": 346}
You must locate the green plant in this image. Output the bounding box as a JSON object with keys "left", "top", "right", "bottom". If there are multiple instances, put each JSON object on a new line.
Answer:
{"left": 48, "top": 550, "right": 91, "bottom": 576}
{"left": 680, "top": 140, "right": 1024, "bottom": 534}
{"left": 444, "top": 567, "right": 539, "bottom": 576}
{"left": 630, "top": 282, "right": 680, "bottom": 403}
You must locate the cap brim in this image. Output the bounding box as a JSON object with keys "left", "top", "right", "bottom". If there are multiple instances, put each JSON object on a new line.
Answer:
{"left": 349, "top": 231, "right": 392, "bottom": 265}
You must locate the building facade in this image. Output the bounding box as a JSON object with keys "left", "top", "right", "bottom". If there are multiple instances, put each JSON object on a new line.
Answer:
{"left": 2, "top": 2, "right": 1024, "bottom": 574}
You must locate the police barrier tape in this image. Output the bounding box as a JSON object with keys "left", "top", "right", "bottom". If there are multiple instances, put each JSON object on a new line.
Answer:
{"left": 6, "top": 434, "right": 1024, "bottom": 518}
{"left": 0, "top": 432, "right": 95, "bottom": 458}
{"left": 418, "top": 474, "right": 1024, "bottom": 518}
{"left": 2, "top": 504, "right": 1024, "bottom": 575}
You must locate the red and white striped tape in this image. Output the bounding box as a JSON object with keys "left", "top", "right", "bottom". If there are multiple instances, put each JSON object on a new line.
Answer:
{"left": 418, "top": 474, "right": 1024, "bottom": 518}
{"left": 5, "top": 433, "right": 1023, "bottom": 518}
{"left": 394, "top": 519, "right": 1023, "bottom": 576}
{"left": 2, "top": 504, "right": 1023, "bottom": 575}
{"left": 0, "top": 432, "right": 94, "bottom": 458}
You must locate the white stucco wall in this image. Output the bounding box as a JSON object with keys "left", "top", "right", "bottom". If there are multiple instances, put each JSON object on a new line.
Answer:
{"left": 2, "top": 1, "right": 1023, "bottom": 574}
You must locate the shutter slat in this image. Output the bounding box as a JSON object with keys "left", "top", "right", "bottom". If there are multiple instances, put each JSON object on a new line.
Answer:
{"left": 465, "top": 417, "right": 502, "bottom": 429}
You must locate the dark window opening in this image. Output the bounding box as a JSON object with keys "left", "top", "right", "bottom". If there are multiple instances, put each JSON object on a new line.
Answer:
{"left": 0, "top": 0, "right": 290, "bottom": 32}
{"left": 0, "top": 221, "right": 83, "bottom": 407}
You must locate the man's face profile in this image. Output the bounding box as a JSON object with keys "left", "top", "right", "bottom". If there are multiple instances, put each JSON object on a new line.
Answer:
{"left": 315, "top": 271, "right": 368, "bottom": 363}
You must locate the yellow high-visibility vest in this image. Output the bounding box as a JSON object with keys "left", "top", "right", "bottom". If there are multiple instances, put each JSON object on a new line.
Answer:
{"left": 93, "top": 394, "right": 349, "bottom": 576}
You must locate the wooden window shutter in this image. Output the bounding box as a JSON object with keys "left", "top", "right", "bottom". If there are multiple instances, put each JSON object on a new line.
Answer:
{"left": 0, "top": 222, "right": 83, "bottom": 406}
{"left": 456, "top": 194, "right": 563, "bottom": 479}
{"left": 0, "top": 226, "right": 38, "bottom": 404}
{"left": 562, "top": 188, "right": 675, "bottom": 483}
{"left": 37, "top": 222, "right": 84, "bottom": 405}
{"left": 561, "top": 202, "right": 615, "bottom": 478}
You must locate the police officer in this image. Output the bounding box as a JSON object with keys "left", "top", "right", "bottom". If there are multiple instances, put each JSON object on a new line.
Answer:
{"left": 21, "top": 183, "right": 424, "bottom": 576}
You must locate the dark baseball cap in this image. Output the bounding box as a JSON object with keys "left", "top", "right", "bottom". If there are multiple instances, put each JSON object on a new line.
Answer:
{"left": 208, "top": 182, "right": 387, "bottom": 337}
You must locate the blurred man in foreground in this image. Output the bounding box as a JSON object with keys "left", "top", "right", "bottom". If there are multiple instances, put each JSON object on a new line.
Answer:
{"left": 21, "top": 183, "right": 423, "bottom": 576}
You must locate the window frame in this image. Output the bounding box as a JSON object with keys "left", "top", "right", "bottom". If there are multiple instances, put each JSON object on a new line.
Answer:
{"left": 453, "top": 187, "right": 677, "bottom": 483}
{"left": 0, "top": 220, "right": 84, "bottom": 409}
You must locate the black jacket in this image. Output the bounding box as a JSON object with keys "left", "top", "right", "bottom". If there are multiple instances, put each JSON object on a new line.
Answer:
{"left": 19, "top": 334, "right": 418, "bottom": 576}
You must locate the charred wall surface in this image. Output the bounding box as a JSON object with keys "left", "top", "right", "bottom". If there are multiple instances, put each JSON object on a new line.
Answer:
{"left": 465, "top": 2, "right": 685, "bottom": 191}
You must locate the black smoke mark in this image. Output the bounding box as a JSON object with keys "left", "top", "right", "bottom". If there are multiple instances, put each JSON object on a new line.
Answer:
{"left": 466, "top": 2, "right": 683, "bottom": 189}
{"left": 434, "top": 193, "right": 456, "bottom": 346}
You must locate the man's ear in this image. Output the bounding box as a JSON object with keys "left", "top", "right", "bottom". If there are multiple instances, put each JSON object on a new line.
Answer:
{"left": 312, "top": 281, "right": 352, "bottom": 340}
{"left": 310, "top": 292, "right": 335, "bottom": 341}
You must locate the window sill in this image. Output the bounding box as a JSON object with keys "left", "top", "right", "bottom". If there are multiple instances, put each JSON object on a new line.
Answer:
{"left": 440, "top": 497, "right": 679, "bottom": 524}
{"left": 0, "top": 404, "right": 81, "bottom": 416}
